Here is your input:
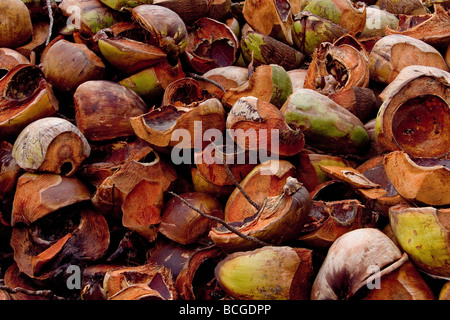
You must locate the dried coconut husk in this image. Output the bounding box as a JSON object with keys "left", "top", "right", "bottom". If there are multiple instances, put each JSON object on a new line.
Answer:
{"left": 161, "top": 77, "right": 215, "bottom": 107}
{"left": 224, "top": 159, "right": 296, "bottom": 223}
{"left": 214, "top": 246, "right": 315, "bottom": 300}
{"left": 158, "top": 192, "right": 223, "bottom": 245}
{"left": 92, "top": 151, "right": 177, "bottom": 239}
{"left": 0, "top": 48, "right": 29, "bottom": 78}
{"left": 210, "top": 176, "right": 311, "bottom": 252}
{"left": 368, "top": 35, "right": 449, "bottom": 84}
{"left": 184, "top": 17, "right": 239, "bottom": 74}
{"left": 357, "top": 155, "right": 409, "bottom": 217}
{"left": 296, "top": 199, "right": 366, "bottom": 249}
{"left": 10, "top": 207, "right": 110, "bottom": 281}
{"left": 0, "top": 141, "right": 20, "bottom": 198}
{"left": 152, "top": 0, "right": 211, "bottom": 26}
{"left": 0, "top": 65, "right": 58, "bottom": 137}
{"left": 98, "top": 37, "right": 167, "bottom": 73}
{"left": 222, "top": 64, "right": 293, "bottom": 109}
{"left": 81, "top": 264, "right": 123, "bottom": 300}
{"left": 203, "top": 66, "right": 249, "bottom": 91}
{"left": 242, "top": 0, "right": 295, "bottom": 45}
{"left": 361, "top": 259, "right": 435, "bottom": 300}
{"left": 11, "top": 173, "right": 91, "bottom": 226}
{"left": 384, "top": 151, "right": 450, "bottom": 206}
{"left": 304, "top": 39, "right": 370, "bottom": 96}
{"left": 190, "top": 167, "right": 235, "bottom": 199}
{"left": 78, "top": 139, "right": 154, "bottom": 188}
{"left": 311, "top": 228, "right": 409, "bottom": 300}
{"left": 102, "top": 262, "right": 177, "bottom": 300}
{"left": 15, "top": 20, "right": 49, "bottom": 59}
{"left": 130, "top": 98, "right": 226, "bottom": 149}
{"left": 119, "top": 58, "right": 186, "bottom": 104}
{"left": 375, "top": 65, "right": 450, "bottom": 158}
{"left": 194, "top": 142, "right": 257, "bottom": 187}
{"left": 74, "top": 80, "right": 149, "bottom": 142}
{"left": 240, "top": 28, "right": 304, "bottom": 71}
{"left": 226, "top": 96, "right": 305, "bottom": 157}
{"left": 131, "top": 4, "right": 188, "bottom": 57}
{"left": 41, "top": 39, "right": 106, "bottom": 93}
{"left": 375, "top": 0, "right": 428, "bottom": 16}
{"left": 147, "top": 239, "right": 226, "bottom": 300}
{"left": 385, "top": 5, "right": 450, "bottom": 48}
{"left": 3, "top": 263, "right": 46, "bottom": 300}
{"left": 12, "top": 117, "right": 91, "bottom": 177}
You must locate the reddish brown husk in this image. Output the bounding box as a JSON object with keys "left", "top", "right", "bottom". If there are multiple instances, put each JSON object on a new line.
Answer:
{"left": 159, "top": 192, "right": 223, "bottom": 245}
{"left": 297, "top": 199, "right": 366, "bottom": 249}
{"left": 148, "top": 240, "right": 227, "bottom": 300}
{"left": 184, "top": 17, "right": 239, "bottom": 73}
{"left": 226, "top": 96, "right": 304, "bottom": 157}
{"left": 78, "top": 139, "right": 154, "bottom": 188}
{"left": 356, "top": 155, "right": 409, "bottom": 217}
{"left": 102, "top": 262, "right": 177, "bottom": 300}
{"left": 242, "top": 0, "right": 294, "bottom": 45}
{"left": 304, "top": 40, "right": 369, "bottom": 95}
{"left": 74, "top": 80, "right": 149, "bottom": 142}
{"left": 362, "top": 260, "right": 435, "bottom": 300}
{"left": 224, "top": 160, "right": 296, "bottom": 223}
{"left": 3, "top": 263, "right": 47, "bottom": 300}
{"left": 194, "top": 143, "right": 257, "bottom": 187}
{"left": 385, "top": 5, "right": 450, "bottom": 48}
{"left": 375, "top": 66, "right": 450, "bottom": 158}
{"left": 328, "top": 87, "right": 377, "bottom": 123}
{"left": 0, "top": 64, "right": 58, "bottom": 137}
{"left": 11, "top": 173, "right": 91, "bottom": 226}
{"left": 161, "top": 77, "right": 215, "bottom": 107}
{"left": 0, "top": 141, "right": 20, "bottom": 198}
{"left": 81, "top": 264, "right": 123, "bottom": 300}
{"left": 41, "top": 39, "right": 106, "bottom": 93}
{"left": 92, "top": 153, "right": 177, "bottom": 225}
{"left": 210, "top": 176, "right": 311, "bottom": 252}
{"left": 130, "top": 98, "right": 226, "bottom": 149}
{"left": 383, "top": 151, "right": 450, "bottom": 206}
{"left": 10, "top": 208, "right": 110, "bottom": 280}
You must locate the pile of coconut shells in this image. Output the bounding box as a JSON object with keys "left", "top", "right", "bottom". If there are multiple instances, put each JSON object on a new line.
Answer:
{"left": 0, "top": 0, "right": 449, "bottom": 301}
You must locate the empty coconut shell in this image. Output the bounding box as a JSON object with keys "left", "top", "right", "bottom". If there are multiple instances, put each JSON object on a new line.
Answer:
{"left": 242, "top": 0, "right": 295, "bottom": 45}
{"left": 384, "top": 151, "right": 450, "bottom": 206}
{"left": 159, "top": 192, "right": 224, "bottom": 245}
{"left": 375, "top": 65, "right": 450, "bottom": 158}
{"left": 10, "top": 173, "right": 91, "bottom": 226}
{"left": 184, "top": 17, "right": 239, "bottom": 74}
{"left": 102, "top": 263, "right": 177, "bottom": 300}
{"left": 226, "top": 96, "right": 305, "bottom": 157}
{"left": 0, "top": 65, "right": 59, "bottom": 137}
{"left": 210, "top": 176, "right": 311, "bottom": 252}
{"left": 385, "top": 5, "right": 450, "bottom": 48}
{"left": 130, "top": 98, "right": 226, "bottom": 149}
